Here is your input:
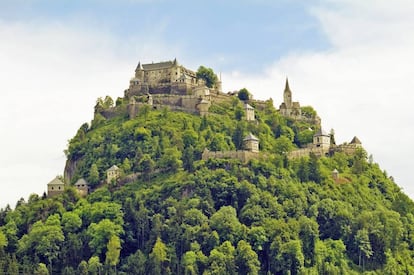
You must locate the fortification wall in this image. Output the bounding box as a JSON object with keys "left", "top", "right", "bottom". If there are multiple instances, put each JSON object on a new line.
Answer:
{"left": 288, "top": 147, "right": 329, "bottom": 159}
{"left": 202, "top": 150, "right": 259, "bottom": 163}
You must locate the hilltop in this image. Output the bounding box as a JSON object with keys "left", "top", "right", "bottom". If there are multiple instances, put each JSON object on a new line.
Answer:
{"left": 0, "top": 60, "right": 413, "bottom": 274}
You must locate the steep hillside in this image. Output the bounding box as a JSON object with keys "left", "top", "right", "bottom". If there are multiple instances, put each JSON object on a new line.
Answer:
{"left": 1, "top": 90, "right": 414, "bottom": 274}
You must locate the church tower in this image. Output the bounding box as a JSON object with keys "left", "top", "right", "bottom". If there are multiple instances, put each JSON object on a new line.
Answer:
{"left": 283, "top": 78, "right": 292, "bottom": 108}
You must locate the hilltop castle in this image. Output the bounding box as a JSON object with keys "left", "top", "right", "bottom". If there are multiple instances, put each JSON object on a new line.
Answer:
{"left": 127, "top": 58, "right": 222, "bottom": 97}
{"left": 102, "top": 59, "right": 361, "bottom": 162}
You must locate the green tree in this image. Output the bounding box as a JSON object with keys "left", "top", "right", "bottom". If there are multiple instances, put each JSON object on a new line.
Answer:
{"left": 149, "top": 237, "right": 168, "bottom": 275}
{"left": 210, "top": 206, "right": 242, "bottom": 243}
{"left": 160, "top": 148, "right": 182, "bottom": 173}
{"left": 121, "top": 249, "right": 147, "bottom": 275}
{"left": 232, "top": 122, "right": 245, "bottom": 150}
{"left": 238, "top": 88, "right": 250, "bottom": 101}
{"left": 34, "top": 263, "right": 49, "bottom": 275}
{"left": 87, "top": 219, "right": 123, "bottom": 256}
{"left": 182, "top": 145, "right": 195, "bottom": 172}
{"left": 235, "top": 240, "right": 260, "bottom": 275}
{"left": 182, "top": 250, "right": 198, "bottom": 275}
{"left": 277, "top": 240, "right": 304, "bottom": 275}
{"left": 88, "top": 164, "right": 100, "bottom": 186}
{"left": 88, "top": 256, "right": 103, "bottom": 275}
{"left": 77, "top": 260, "right": 88, "bottom": 275}
{"left": 355, "top": 228, "right": 372, "bottom": 270}
{"left": 196, "top": 66, "right": 218, "bottom": 88}
{"left": 61, "top": 212, "right": 82, "bottom": 233}
{"left": 105, "top": 235, "right": 121, "bottom": 272}
{"left": 138, "top": 154, "right": 155, "bottom": 180}
{"left": 206, "top": 241, "right": 236, "bottom": 275}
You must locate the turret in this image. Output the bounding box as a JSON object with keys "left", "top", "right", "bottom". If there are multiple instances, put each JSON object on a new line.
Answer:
{"left": 135, "top": 61, "right": 144, "bottom": 80}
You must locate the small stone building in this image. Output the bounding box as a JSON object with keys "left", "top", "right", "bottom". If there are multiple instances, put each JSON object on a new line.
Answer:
{"left": 47, "top": 176, "right": 65, "bottom": 197}
{"left": 244, "top": 103, "right": 255, "bottom": 121}
{"left": 107, "top": 165, "right": 121, "bottom": 183}
{"left": 74, "top": 178, "right": 89, "bottom": 196}
{"left": 244, "top": 133, "right": 259, "bottom": 153}
{"left": 332, "top": 169, "right": 339, "bottom": 181}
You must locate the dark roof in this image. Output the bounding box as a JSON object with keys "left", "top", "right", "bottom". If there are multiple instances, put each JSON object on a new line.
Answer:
{"left": 314, "top": 128, "right": 329, "bottom": 137}
{"left": 142, "top": 61, "right": 175, "bottom": 70}
{"left": 243, "top": 133, "right": 259, "bottom": 141}
{"left": 75, "top": 178, "right": 89, "bottom": 187}
{"left": 107, "top": 165, "right": 120, "bottom": 172}
{"left": 350, "top": 136, "right": 362, "bottom": 144}
{"left": 48, "top": 176, "right": 64, "bottom": 186}
{"left": 284, "top": 78, "right": 291, "bottom": 92}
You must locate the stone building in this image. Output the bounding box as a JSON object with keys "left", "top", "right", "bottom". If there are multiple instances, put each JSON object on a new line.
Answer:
{"left": 243, "top": 133, "right": 259, "bottom": 153}
{"left": 107, "top": 165, "right": 121, "bottom": 183}
{"left": 313, "top": 128, "right": 331, "bottom": 150}
{"left": 279, "top": 78, "right": 301, "bottom": 118}
{"left": 47, "top": 176, "right": 65, "bottom": 197}
{"left": 126, "top": 59, "right": 222, "bottom": 97}
{"left": 244, "top": 103, "right": 255, "bottom": 121}
{"left": 74, "top": 178, "right": 89, "bottom": 196}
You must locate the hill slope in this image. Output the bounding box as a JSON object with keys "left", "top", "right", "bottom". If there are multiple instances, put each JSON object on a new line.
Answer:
{"left": 1, "top": 93, "right": 413, "bottom": 274}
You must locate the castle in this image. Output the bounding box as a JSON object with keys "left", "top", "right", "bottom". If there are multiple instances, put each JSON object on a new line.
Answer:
{"left": 127, "top": 58, "right": 222, "bottom": 96}
{"left": 123, "top": 59, "right": 224, "bottom": 118}
{"left": 54, "top": 59, "right": 363, "bottom": 197}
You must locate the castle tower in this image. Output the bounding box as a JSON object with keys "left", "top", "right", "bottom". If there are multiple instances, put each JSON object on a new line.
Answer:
{"left": 135, "top": 61, "right": 144, "bottom": 80}
{"left": 284, "top": 78, "right": 292, "bottom": 108}
{"left": 197, "top": 99, "right": 211, "bottom": 116}
{"left": 243, "top": 133, "right": 259, "bottom": 153}
{"left": 244, "top": 103, "right": 255, "bottom": 121}
{"left": 313, "top": 128, "right": 330, "bottom": 150}
{"left": 47, "top": 176, "right": 65, "bottom": 197}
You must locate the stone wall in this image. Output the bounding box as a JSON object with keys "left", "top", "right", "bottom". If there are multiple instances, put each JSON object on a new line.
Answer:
{"left": 202, "top": 149, "right": 259, "bottom": 163}
{"left": 288, "top": 147, "right": 330, "bottom": 159}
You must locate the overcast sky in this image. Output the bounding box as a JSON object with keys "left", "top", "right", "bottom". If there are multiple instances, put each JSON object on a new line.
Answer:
{"left": 1, "top": 0, "right": 413, "bottom": 208}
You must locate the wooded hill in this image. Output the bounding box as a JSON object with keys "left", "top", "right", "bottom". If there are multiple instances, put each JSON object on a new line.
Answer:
{"left": 0, "top": 94, "right": 413, "bottom": 274}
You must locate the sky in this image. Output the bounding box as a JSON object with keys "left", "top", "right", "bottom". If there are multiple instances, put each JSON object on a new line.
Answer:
{"left": 1, "top": 0, "right": 414, "bottom": 207}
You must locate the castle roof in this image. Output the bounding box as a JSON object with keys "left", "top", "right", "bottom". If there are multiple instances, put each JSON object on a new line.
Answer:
{"left": 244, "top": 103, "right": 254, "bottom": 110}
{"left": 75, "top": 178, "right": 89, "bottom": 187}
{"left": 142, "top": 60, "right": 176, "bottom": 70}
{"left": 314, "top": 128, "right": 329, "bottom": 137}
{"left": 107, "top": 165, "right": 120, "bottom": 172}
{"left": 48, "top": 176, "right": 64, "bottom": 186}
{"left": 135, "top": 61, "right": 143, "bottom": 71}
{"left": 243, "top": 133, "right": 259, "bottom": 141}
{"left": 199, "top": 99, "right": 210, "bottom": 104}
{"left": 350, "top": 136, "right": 362, "bottom": 144}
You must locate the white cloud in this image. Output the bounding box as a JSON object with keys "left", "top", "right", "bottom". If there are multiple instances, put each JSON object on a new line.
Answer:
{"left": 223, "top": 0, "right": 414, "bottom": 198}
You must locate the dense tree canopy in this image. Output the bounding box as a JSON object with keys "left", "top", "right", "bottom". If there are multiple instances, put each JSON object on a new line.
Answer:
{"left": 0, "top": 93, "right": 413, "bottom": 274}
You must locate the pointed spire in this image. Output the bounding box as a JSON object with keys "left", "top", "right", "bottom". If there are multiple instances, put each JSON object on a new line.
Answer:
{"left": 284, "top": 77, "right": 291, "bottom": 92}
{"left": 136, "top": 61, "right": 143, "bottom": 71}
{"left": 173, "top": 58, "right": 177, "bottom": 65}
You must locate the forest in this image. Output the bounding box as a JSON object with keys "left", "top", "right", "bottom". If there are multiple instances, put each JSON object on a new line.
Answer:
{"left": 1, "top": 94, "right": 414, "bottom": 274}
